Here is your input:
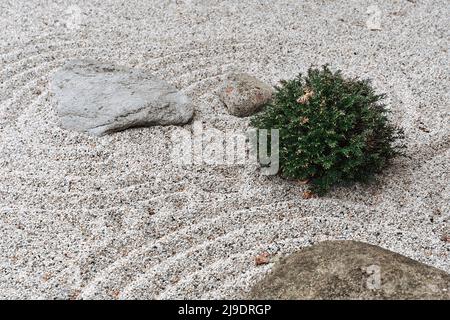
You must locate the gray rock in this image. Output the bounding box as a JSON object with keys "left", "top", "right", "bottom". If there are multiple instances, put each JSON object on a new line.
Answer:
{"left": 50, "top": 59, "right": 193, "bottom": 136}
{"left": 218, "top": 72, "right": 273, "bottom": 117}
{"left": 249, "top": 241, "right": 450, "bottom": 300}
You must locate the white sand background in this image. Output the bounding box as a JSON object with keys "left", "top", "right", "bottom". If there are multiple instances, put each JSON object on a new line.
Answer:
{"left": 0, "top": 0, "right": 449, "bottom": 299}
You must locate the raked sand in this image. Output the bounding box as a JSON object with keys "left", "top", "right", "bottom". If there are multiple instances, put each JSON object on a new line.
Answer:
{"left": 0, "top": 0, "right": 449, "bottom": 299}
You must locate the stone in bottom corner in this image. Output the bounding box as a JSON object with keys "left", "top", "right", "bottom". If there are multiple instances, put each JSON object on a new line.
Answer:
{"left": 50, "top": 59, "right": 193, "bottom": 136}
{"left": 248, "top": 240, "right": 450, "bottom": 300}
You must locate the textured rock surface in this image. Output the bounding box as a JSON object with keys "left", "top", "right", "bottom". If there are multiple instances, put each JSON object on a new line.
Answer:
{"left": 249, "top": 241, "right": 450, "bottom": 300}
{"left": 50, "top": 59, "right": 193, "bottom": 136}
{"left": 218, "top": 72, "right": 273, "bottom": 117}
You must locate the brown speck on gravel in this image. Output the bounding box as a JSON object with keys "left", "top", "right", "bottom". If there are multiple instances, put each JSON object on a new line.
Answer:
{"left": 255, "top": 252, "right": 270, "bottom": 266}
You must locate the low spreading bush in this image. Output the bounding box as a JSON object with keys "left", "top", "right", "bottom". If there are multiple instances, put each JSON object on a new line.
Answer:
{"left": 251, "top": 65, "right": 404, "bottom": 195}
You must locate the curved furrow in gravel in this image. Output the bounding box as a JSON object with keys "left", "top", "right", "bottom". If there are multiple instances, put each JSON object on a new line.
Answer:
{"left": 78, "top": 197, "right": 439, "bottom": 299}
{"left": 119, "top": 215, "right": 440, "bottom": 299}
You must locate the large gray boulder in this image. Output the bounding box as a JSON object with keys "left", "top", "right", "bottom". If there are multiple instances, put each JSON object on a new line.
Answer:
{"left": 249, "top": 241, "right": 450, "bottom": 300}
{"left": 50, "top": 59, "right": 193, "bottom": 136}
{"left": 218, "top": 72, "right": 273, "bottom": 117}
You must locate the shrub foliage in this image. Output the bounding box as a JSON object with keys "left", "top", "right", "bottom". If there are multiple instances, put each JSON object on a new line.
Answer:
{"left": 251, "top": 65, "right": 404, "bottom": 195}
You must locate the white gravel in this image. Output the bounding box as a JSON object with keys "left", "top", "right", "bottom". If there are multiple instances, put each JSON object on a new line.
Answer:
{"left": 0, "top": 0, "right": 449, "bottom": 299}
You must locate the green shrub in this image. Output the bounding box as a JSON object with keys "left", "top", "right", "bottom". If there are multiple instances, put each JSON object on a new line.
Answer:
{"left": 251, "top": 65, "right": 404, "bottom": 195}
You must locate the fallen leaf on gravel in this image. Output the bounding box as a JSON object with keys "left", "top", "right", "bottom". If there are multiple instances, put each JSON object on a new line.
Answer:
{"left": 298, "top": 179, "right": 310, "bottom": 185}
{"left": 302, "top": 190, "right": 314, "bottom": 199}
{"left": 42, "top": 273, "right": 51, "bottom": 282}
{"left": 225, "top": 86, "right": 234, "bottom": 94}
{"left": 111, "top": 290, "right": 120, "bottom": 299}
{"left": 441, "top": 234, "right": 450, "bottom": 243}
{"left": 255, "top": 252, "right": 270, "bottom": 266}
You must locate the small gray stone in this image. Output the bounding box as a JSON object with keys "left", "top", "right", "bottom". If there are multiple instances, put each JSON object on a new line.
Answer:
{"left": 249, "top": 241, "right": 450, "bottom": 300}
{"left": 50, "top": 59, "right": 193, "bottom": 136}
{"left": 218, "top": 72, "right": 273, "bottom": 117}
